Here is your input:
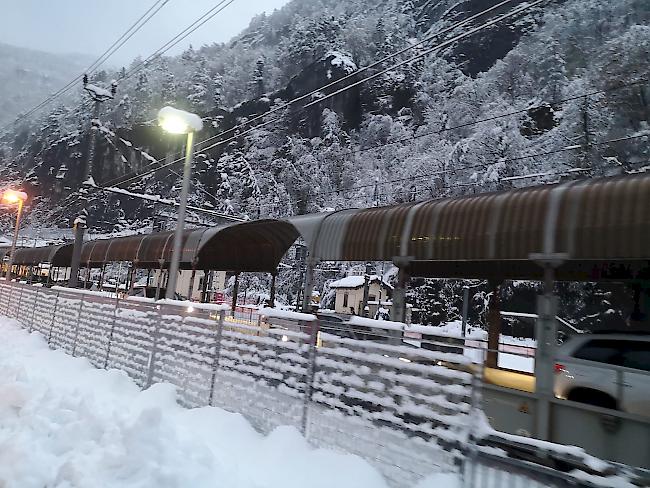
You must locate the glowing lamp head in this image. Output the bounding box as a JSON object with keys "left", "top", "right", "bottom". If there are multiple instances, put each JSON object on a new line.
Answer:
{"left": 158, "top": 106, "right": 203, "bottom": 135}
{"left": 2, "top": 190, "right": 27, "bottom": 205}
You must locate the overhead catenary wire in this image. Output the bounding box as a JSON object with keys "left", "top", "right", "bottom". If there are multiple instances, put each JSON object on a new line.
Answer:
{"left": 0, "top": 0, "right": 171, "bottom": 133}
{"left": 6, "top": 0, "right": 237, "bottom": 138}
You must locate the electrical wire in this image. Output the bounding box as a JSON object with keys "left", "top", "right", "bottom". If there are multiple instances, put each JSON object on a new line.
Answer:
{"left": 0, "top": 0, "right": 171, "bottom": 132}
{"left": 105, "top": 0, "right": 552, "bottom": 189}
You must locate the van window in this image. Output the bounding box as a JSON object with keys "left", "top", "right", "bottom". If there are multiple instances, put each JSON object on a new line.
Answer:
{"left": 573, "top": 340, "right": 621, "bottom": 365}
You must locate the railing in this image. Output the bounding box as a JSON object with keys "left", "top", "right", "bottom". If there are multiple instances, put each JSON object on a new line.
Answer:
{"left": 0, "top": 281, "right": 635, "bottom": 488}
{"left": 0, "top": 281, "right": 474, "bottom": 487}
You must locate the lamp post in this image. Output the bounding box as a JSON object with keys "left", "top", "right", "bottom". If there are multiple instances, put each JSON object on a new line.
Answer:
{"left": 158, "top": 106, "right": 202, "bottom": 300}
{"left": 3, "top": 190, "right": 27, "bottom": 280}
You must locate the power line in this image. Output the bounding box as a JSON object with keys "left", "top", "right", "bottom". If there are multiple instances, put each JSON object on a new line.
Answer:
{"left": 255, "top": 131, "right": 650, "bottom": 209}
{"left": 0, "top": 0, "right": 170, "bottom": 132}
{"left": 106, "top": 0, "right": 551, "bottom": 189}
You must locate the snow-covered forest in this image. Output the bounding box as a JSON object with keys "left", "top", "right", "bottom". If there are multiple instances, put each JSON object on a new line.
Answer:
{"left": 0, "top": 0, "right": 648, "bottom": 327}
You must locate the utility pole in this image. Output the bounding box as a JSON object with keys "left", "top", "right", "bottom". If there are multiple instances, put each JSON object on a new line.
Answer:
{"left": 69, "top": 74, "right": 116, "bottom": 288}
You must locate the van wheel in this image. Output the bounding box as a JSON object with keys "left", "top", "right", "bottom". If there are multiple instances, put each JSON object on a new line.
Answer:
{"left": 567, "top": 388, "right": 617, "bottom": 410}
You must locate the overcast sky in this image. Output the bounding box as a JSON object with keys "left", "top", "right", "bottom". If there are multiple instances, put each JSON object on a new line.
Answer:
{"left": 0, "top": 0, "right": 290, "bottom": 65}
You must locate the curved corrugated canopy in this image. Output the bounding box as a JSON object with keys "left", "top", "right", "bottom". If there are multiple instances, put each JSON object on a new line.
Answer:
{"left": 305, "top": 174, "right": 650, "bottom": 281}
{"left": 194, "top": 219, "right": 300, "bottom": 273}
{"left": 81, "top": 230, "right": 197, "bottom": 269}
{"left": 11, "top": 243, "right": 74, "bottom": 267}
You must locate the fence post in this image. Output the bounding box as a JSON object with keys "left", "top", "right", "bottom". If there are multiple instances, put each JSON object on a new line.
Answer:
{"left": 47, "top": 290, "right": 61, "bottom": 347}
{"left": 209, "top": 309, "right": 226, "bottom": 406}
{"left": 301, "top": 318, "right": 320, "bottom": 436}
{"left": 145, "top": 305, "right": 162, "bottom": 388}
{"left": 28, "top": 288, "right": 39, "bottom": 333}
{"left": 461, "top": 371, "right": 483, "bottom": 488}
{"left": 71, "top": 295, "right": 85, "bottom": 356}
{"left": 15, "top": 284, "right": 25, "bottom": 321}
{"left": 6, "top": 285, "right": 15, "bottom": 316}
{"left": 103, "top": 296, "right": 119, "bottom": 369}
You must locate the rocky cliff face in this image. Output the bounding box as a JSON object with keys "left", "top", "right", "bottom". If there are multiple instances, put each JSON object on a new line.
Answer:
{"left": 0, "top": 0, "right": 647, "bottom": 234}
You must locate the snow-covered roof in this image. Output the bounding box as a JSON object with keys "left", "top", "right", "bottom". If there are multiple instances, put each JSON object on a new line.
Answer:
{"left": 329, "top": 275, "right": 392, "bottom": 290}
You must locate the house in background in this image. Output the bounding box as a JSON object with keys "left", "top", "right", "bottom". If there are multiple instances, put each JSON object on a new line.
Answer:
{"left": 329, "top": 275, "right": 392, "bottom": 316}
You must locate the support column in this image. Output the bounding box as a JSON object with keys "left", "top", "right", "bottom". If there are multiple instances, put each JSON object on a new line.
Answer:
{"left": 231, "top": 273, "right": 240, "bottom": 316}
{"left": 155, "top": 262, "right": 163, "bottom": 300}
{"left": 390, "top": 257, "right": 412, "bottom": 323}
{"left": 68, "top": 217, "right": 85, "bottom": 288}
{"left": 98, "top": 264, "right": 106, "bottom": 289}
{"left": 530, "top": 251, "right": 566, "bottom": 441}
{"left": 301, "top": 258, "right": 317, "bottom": 313}
{"left": 361, "top": 261, "right": 372, "bottom": 317}
{"left": 188, "top": 267, "right": 197, "bottom": 301}
{"left": 461, "top": 285, "right": 470, "bottom": 337}
{"left": 200, "top": 270, "right": 210, "bottom": 303}
{"left": 269, "top": 271, "right": 277, "bottom": 308}
{"left": 486, "top": 279, "right": 502, "bottom": 369}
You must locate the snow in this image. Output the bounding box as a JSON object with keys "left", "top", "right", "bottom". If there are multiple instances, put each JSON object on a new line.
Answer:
{"left": 158, "top": 106, "right": 203, "bottom": 132}
{"left": 84, "top": 83, "right": 112, "bottom": 99}
{"left": 260, "top": 307, "right": 317, "bottom": 322}
{"left": 347, "top": 316, "right": 405, "bottom": 332}
{"left": 329, "top": 275, "right": 392, "bottom": 289}
{"left": 327, "top": 51, "right": 357, "bottom": 74}
{"left": 0, "top": 318, "right": 398, "bottom": 488}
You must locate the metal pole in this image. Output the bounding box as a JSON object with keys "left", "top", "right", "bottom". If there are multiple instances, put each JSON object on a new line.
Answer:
{"left": 69, "top": 97, "right": 100, "bottom": 288}
{"left": 301, "top": 258, "right": 317, "bottom": 312}
{"left": 269, "top": 272, "right": 277, "bottom": 307}
{"left": 5, "top": 198, "right": 23, "bottom": 280}
{"left": 361, "top": 261, "right": 372, "bottom": 317}
{"left": 301, "top": 317, "right": 320, "bottom": 436}
{"left": 231, "top": 273, "right": 239, "bottom": 317}
{"left": 200, "top": 270, "right": 210, "bottom": 303}
{"left": 534, "top": 265, "right": 558, "bottom": 441}
{"left": 486, "top": 280, "right": 502, "bottom": 369}
{"left": 188, "top": 267, "right": 197, "bottom": 300}
{"left": 461, "top": 285, "right": 470, "bottom": 337}
{"left": 165, "top": 131, "right": 195, "bottom": 299}
{"left": 209, "top": 309, "right": 225, "bottom": 406}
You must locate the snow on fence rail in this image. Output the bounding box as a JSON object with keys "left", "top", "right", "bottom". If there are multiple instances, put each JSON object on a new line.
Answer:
{"left": 0, "top": 282, "right": 476, "bottom": 487}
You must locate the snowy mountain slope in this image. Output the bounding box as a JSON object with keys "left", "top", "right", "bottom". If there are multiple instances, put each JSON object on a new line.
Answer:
{"left": 0, "top": 42, "right": 93, "bottom": 126}
{"left": 0, "top": 0, "right": 648, "bottom": 239}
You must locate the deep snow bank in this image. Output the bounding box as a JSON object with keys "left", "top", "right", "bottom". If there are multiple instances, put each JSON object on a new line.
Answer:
{"left": 0, "top": 318, "right": 458, "bottom": 488}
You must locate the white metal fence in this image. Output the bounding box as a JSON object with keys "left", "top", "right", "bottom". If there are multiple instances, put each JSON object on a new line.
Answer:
{"left": 0, "top": 281, "right": 634, "bottom": 488}
{"left": 0, "top": 281, "right": 476, "bottom": 486}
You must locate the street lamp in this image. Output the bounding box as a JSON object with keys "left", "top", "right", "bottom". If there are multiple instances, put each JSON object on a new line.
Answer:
{"left": 158, "top": 106, "right": 203, "bottom": 299}
{"left": 2, "top": 190, "right": 27, "bottom": 280}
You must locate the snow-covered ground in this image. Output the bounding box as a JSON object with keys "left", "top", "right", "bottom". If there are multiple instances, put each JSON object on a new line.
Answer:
{"left": 0, "top": 318, "right": 459, "bottom": 488}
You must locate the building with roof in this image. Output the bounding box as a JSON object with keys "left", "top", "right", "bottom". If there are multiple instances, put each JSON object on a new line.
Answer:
{"left": 328, "top": 275, "right": 392, "bottom": 316}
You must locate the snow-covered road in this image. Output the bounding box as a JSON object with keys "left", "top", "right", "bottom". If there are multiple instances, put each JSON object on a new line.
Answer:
{"left": 0, "top": 318, "right": 458, "bottom": 488}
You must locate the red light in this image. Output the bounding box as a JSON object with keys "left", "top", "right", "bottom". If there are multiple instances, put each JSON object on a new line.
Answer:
{"left": 554, "top": 363, "right": 566, "bottom": 374}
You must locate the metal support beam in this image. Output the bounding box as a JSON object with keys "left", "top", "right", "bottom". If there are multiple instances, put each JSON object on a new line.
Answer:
{"left": 269, "top": 272, "right": 277, "bottom": 308}
{"left": 231, "top": 273, "right": 240, "bottom": 316}
{"left": 390, "top": 257, "right": 412, "bottom": 323}
{"left": 486, "top": 280, "right": 502, "bottom": 369}
{"left": 361, "top": 261, "right": 372, "bottom": 317}
{"left": 461, "top": 285, "right": 470, "bottom": 337}
{"left": 301, "top": 258, "right": 317, "bottom": 313}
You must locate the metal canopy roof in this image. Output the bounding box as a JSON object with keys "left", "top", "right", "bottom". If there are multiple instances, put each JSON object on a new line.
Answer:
{"left": 195, "top": 219, "right": 300, "bottom": 273}
{"left": 9, "top": 174, "right": 648, "bottom": 282}
{"left": 11, "top": 243, "right": 74, "bottom": 267}
{"left": 80, "top": 231, "right": 195, "bottom": 269}
{"left": 299, "top": 174, "right": 650, "bottom": 280}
